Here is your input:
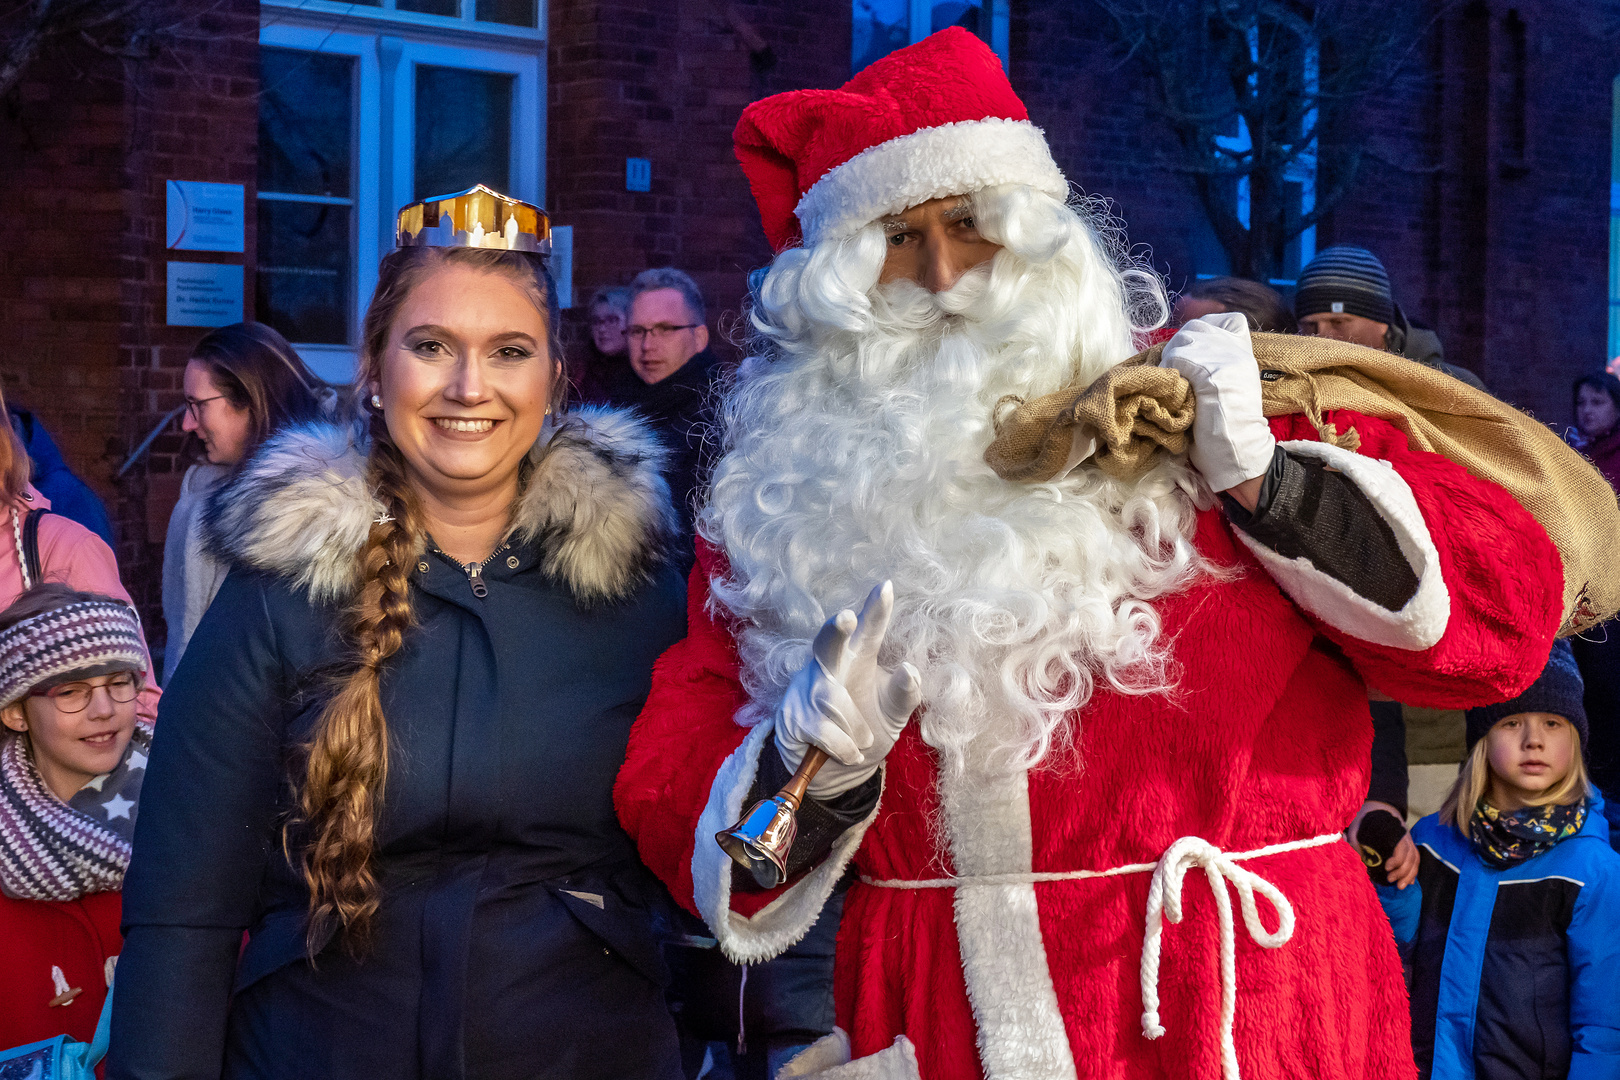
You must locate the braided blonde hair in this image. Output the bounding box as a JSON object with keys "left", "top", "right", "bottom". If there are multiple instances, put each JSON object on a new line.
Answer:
{"left": 293, "top": 246, "right": 561, "bottom": 950}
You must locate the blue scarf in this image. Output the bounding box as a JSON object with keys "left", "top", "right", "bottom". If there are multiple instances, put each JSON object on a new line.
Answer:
{"left": 1468, "top": 798, "right": 1586, "bottom": 870}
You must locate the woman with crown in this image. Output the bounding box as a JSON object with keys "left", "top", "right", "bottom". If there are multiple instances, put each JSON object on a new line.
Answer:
{"left": 108, "top": 187, "right": 689, "bottom": 1080}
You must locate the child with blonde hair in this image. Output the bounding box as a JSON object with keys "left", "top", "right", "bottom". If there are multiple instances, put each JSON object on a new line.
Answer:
{"left": 1382, "top": 641, "right": 1620, "bottom": 1079}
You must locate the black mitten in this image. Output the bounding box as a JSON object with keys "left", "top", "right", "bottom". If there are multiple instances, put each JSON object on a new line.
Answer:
{"left": 1355, "top": 809, "right": 1407, "bottom": 884}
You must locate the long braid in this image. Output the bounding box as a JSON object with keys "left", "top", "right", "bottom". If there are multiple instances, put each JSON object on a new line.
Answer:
{"left": 293, "top": 429, "right": 422, "bottom": 951}
{"left": 290, "top": 244, "right": 559, "bottom": 953}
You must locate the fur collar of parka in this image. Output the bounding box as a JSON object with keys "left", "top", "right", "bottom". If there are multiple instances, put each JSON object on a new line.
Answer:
{"left": 203, "top": 406, "right": 680, "bottom": 605}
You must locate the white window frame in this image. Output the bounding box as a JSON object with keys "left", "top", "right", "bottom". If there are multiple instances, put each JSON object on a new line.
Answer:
{"left": 855, "top": 0, "right": 1009, "bottom": 73}
{"left": 260, "top": 0, "right": 546, "bottom": 383}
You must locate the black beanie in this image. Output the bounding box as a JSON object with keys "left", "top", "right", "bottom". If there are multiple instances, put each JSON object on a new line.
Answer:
{"left": 1294, "top": 246, "right": 1395, "bottom": 326}
{"left": 1464, "top": 640, "right": 1588, "bottom": 752}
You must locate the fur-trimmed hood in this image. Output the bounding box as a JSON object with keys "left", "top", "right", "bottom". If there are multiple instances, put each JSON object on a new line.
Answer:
{"left": 203, "top": 406, "right": 680, "bottom": 604}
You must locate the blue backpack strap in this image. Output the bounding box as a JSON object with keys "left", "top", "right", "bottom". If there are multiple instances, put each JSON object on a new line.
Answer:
{"left": 71, "top": 978, "right": 114, "bottom": 1072}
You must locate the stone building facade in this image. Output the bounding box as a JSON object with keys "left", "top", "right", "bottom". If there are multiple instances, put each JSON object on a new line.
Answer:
{"left": 0, "top": 0, "right": 1613, "bottom": 656}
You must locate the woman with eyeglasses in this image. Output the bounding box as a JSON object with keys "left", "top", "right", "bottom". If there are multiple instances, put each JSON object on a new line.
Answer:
{"left": 0, "top": 583, "right": 152, "bottom": 1053}
{"left": 571, "top": 285, "right": 638, "bottom": 406}
{"left": 164, "top": 322, "right": 328, "bottom": 682}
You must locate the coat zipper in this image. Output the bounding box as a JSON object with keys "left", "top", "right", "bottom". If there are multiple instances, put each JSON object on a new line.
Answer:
{"left": 431, "top": 543, "right": 507, "bottom": 599}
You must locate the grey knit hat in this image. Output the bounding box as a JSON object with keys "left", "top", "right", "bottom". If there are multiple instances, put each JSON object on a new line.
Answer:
{"left": 1464, "top": 639, "right": 1588, "bottom": 752}
{"left": 1294, "top": 246, "right": 1395, "bottom": 326}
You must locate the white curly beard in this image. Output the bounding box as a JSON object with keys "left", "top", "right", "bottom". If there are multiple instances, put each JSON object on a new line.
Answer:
{"left": 701, "top": 187, "right": 1209, "bottom": 777}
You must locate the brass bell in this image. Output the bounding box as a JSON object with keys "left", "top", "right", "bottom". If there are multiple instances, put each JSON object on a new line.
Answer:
{"left": 716, "top": 747, "right": 829, "bottom": 889}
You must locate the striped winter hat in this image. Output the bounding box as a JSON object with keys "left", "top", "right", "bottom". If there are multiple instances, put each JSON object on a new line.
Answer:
{"left": 1294, "top": 246, "right": 1395, "bottom": 326}
{"left": 0, "top": 600, "right": 146, "bottom": 710}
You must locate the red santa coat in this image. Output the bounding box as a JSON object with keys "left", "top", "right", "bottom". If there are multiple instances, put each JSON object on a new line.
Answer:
{"left": 616, "top": 410, "right": 1564, "bottom": 1080}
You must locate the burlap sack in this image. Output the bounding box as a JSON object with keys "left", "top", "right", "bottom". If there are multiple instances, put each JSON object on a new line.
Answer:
{"left": 985, "top": 333, "right": 1620, "bottom": 636}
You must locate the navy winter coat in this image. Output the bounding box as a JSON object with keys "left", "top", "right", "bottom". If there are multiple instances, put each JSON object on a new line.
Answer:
{"left": 109, "top": 410, "right": 689, "bottom": 1080}
{"left": 1384, "top": 795, "right": 1620, "bottom": 1080}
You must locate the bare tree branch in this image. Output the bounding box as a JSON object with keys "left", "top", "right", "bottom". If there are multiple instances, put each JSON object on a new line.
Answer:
{"left": 1093, "top": 0, "right": 1435, "bottom": 279}
{"left": 0, "top": 0, "right": 160, "bottom": 99}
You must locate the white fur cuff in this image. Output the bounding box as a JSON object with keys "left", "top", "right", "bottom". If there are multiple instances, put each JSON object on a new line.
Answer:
{"left": 690, "top": 720, "right": 882, "bottom": 965}
{"left": 1235, "top": 439, "right": 1450, "bottom": 650}
{"left": 778, "top": 1030, "right": 922, "bottom": 1079}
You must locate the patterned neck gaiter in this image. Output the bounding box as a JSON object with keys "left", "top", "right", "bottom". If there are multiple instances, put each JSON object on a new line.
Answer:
{"left": 1469, "top": 798, "right": 1586, "bottom": 870}
{"left": 0, "top": 722, "right": 150, "bottom": 901}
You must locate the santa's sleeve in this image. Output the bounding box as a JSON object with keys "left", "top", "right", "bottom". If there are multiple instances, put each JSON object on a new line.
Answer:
{"left": 1223, "top": 408, "right": 1562, "bottom": 706}
{"left": 614, "top": 540, "right": 881, "bottom": 965}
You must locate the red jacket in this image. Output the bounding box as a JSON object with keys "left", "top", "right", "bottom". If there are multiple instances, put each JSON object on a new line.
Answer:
{"left": 616, "top": 410, "right": 1563, "bottom": 1080}
{"left": 0, "top": 889, "right": 120, "bottom": 1053}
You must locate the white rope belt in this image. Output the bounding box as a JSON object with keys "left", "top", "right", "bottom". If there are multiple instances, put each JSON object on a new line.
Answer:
{"left": 859, "top": 831, "right": 1344, "bottom": 1080}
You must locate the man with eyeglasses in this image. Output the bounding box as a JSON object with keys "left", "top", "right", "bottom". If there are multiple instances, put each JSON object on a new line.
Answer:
{"left": 619, "top": 267, "right": 722, "bottom": 541}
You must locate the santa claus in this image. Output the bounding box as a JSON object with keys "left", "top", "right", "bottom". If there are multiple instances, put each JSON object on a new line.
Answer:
{"left": 615, "top": 28, "right": 1562, "bottom": 1080}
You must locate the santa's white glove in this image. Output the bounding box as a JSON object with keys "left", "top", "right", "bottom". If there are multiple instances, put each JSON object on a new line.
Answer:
{"left": 775, "top": 581, "right": 922, "bottom": 799}
{"left": 1158, "top": 311, "right": 1276, "bottom": 493}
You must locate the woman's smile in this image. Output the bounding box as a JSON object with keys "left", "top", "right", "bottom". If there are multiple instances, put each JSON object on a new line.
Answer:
{"left": 430, "top": 416, "right": 499, "bottom": 436}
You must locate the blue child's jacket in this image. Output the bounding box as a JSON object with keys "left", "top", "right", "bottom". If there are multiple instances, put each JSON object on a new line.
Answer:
{"left": 1380, "top": 794, "right": 1620, "bottom": 1080}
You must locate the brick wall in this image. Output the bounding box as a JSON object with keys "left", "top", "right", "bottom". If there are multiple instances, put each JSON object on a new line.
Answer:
{"left": 548, "top": 0, "right": 850, "bottom": 356}
{"left": 0, "top": 0, "right": 260, "bottom": 642}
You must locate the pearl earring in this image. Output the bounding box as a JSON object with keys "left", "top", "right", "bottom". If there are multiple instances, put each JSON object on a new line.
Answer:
{"left": 371, "top": 394, "right": 382, "bottom": 409}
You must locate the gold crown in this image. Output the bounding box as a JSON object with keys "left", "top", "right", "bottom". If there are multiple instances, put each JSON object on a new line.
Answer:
{"left": 395, "top": 184, "right": 550, "bottom": 253}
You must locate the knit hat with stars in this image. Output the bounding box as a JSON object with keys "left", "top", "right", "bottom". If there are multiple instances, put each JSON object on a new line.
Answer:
{"left": 733, "top": 27, "right": 1068, "bottom": 253}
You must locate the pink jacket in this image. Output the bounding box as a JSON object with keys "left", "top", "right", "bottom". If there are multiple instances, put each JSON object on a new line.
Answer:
{"left": 1, "top": 486, "right": 161, "bottom": 723}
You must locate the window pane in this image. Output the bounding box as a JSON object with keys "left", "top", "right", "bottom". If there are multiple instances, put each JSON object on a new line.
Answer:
{"left": 476, "top": 0, "right": 538, "bottom": 27}
{"left": 852, "top": 0, "right": 907, "bottom": 73}
{"left": 397, "top": 0, "right": 458, "bottom": 15}
{"left": 414, "top": 66, "right": 513, "bottom": 199}
{"left": 931, "top": 0, "right": 983, "bottom": 34}
{"left": 259, "top": 48, "right": 354, "bottom": 197}
{"left": 256, "top": 201, "right": 350, "bottom": 345}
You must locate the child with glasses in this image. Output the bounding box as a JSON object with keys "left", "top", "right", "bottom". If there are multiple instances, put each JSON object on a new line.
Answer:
{"left": 0, "top": 584, "right": 151, "bottom": 1054}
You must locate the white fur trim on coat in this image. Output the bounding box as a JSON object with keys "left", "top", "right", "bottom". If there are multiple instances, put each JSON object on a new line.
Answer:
{"left": 938, "top": 766, "right": 1079, "bottom": 1080}
{"left": 1233, "top": 439, "right": 1450, "bottom": 650}
{"left": 203, "top": 405, "right": 679, "bottom": 604}
{"left": 794, "top": 118, "right": 1067, "bottom": 247}
{"left": 691, "top": 722, "right": 883, "bottom": 966}
{"left": 778, "top": 1030, "right": 922, "bottom": 1080}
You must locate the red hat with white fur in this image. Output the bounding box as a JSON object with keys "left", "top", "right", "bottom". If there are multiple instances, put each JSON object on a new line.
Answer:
{"left": 734, "top": 27, "right": 1068, "bottom": 253}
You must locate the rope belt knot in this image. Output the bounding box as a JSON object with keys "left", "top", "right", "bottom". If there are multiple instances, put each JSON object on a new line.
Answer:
{"left": 1138, "top": 834, "right": 1330, "bottom": 1080}
{"left": 858, "top": 830, "right": 1342, "bottom": 1080}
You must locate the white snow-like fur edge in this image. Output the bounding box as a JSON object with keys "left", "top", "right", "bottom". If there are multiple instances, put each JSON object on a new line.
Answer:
{"left": 204, "top": 405, "right": 678, "bottom": 604}
{"left": 940, "top": 767, "right": 1079, "bottom": 1080}
{"left": 1234, "top": 438, "right": 1451, "bottom": 651}
{"left": 778, "top": 1030, "right": 922, "bottom": 1079}
{"left": 794, "top": 118, "right": 1067, "bottom": 246}
{"left": 691, "top": 721, "right": 883, "bottom": 966}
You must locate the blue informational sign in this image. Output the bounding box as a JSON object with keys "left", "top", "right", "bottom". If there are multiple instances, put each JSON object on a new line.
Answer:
{"left": 166, "top": 180, "right": 246, "bottom": 253}
{"left": 166, "top": 262, "right": 244, "bottom": 327}
{"left": 626, "top": 158, "right": 651, "bottom": 193}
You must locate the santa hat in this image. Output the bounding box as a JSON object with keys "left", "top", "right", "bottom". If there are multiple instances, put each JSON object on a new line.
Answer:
{"left": 734, "top": 28, "right": 1068, "bottom": 252}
